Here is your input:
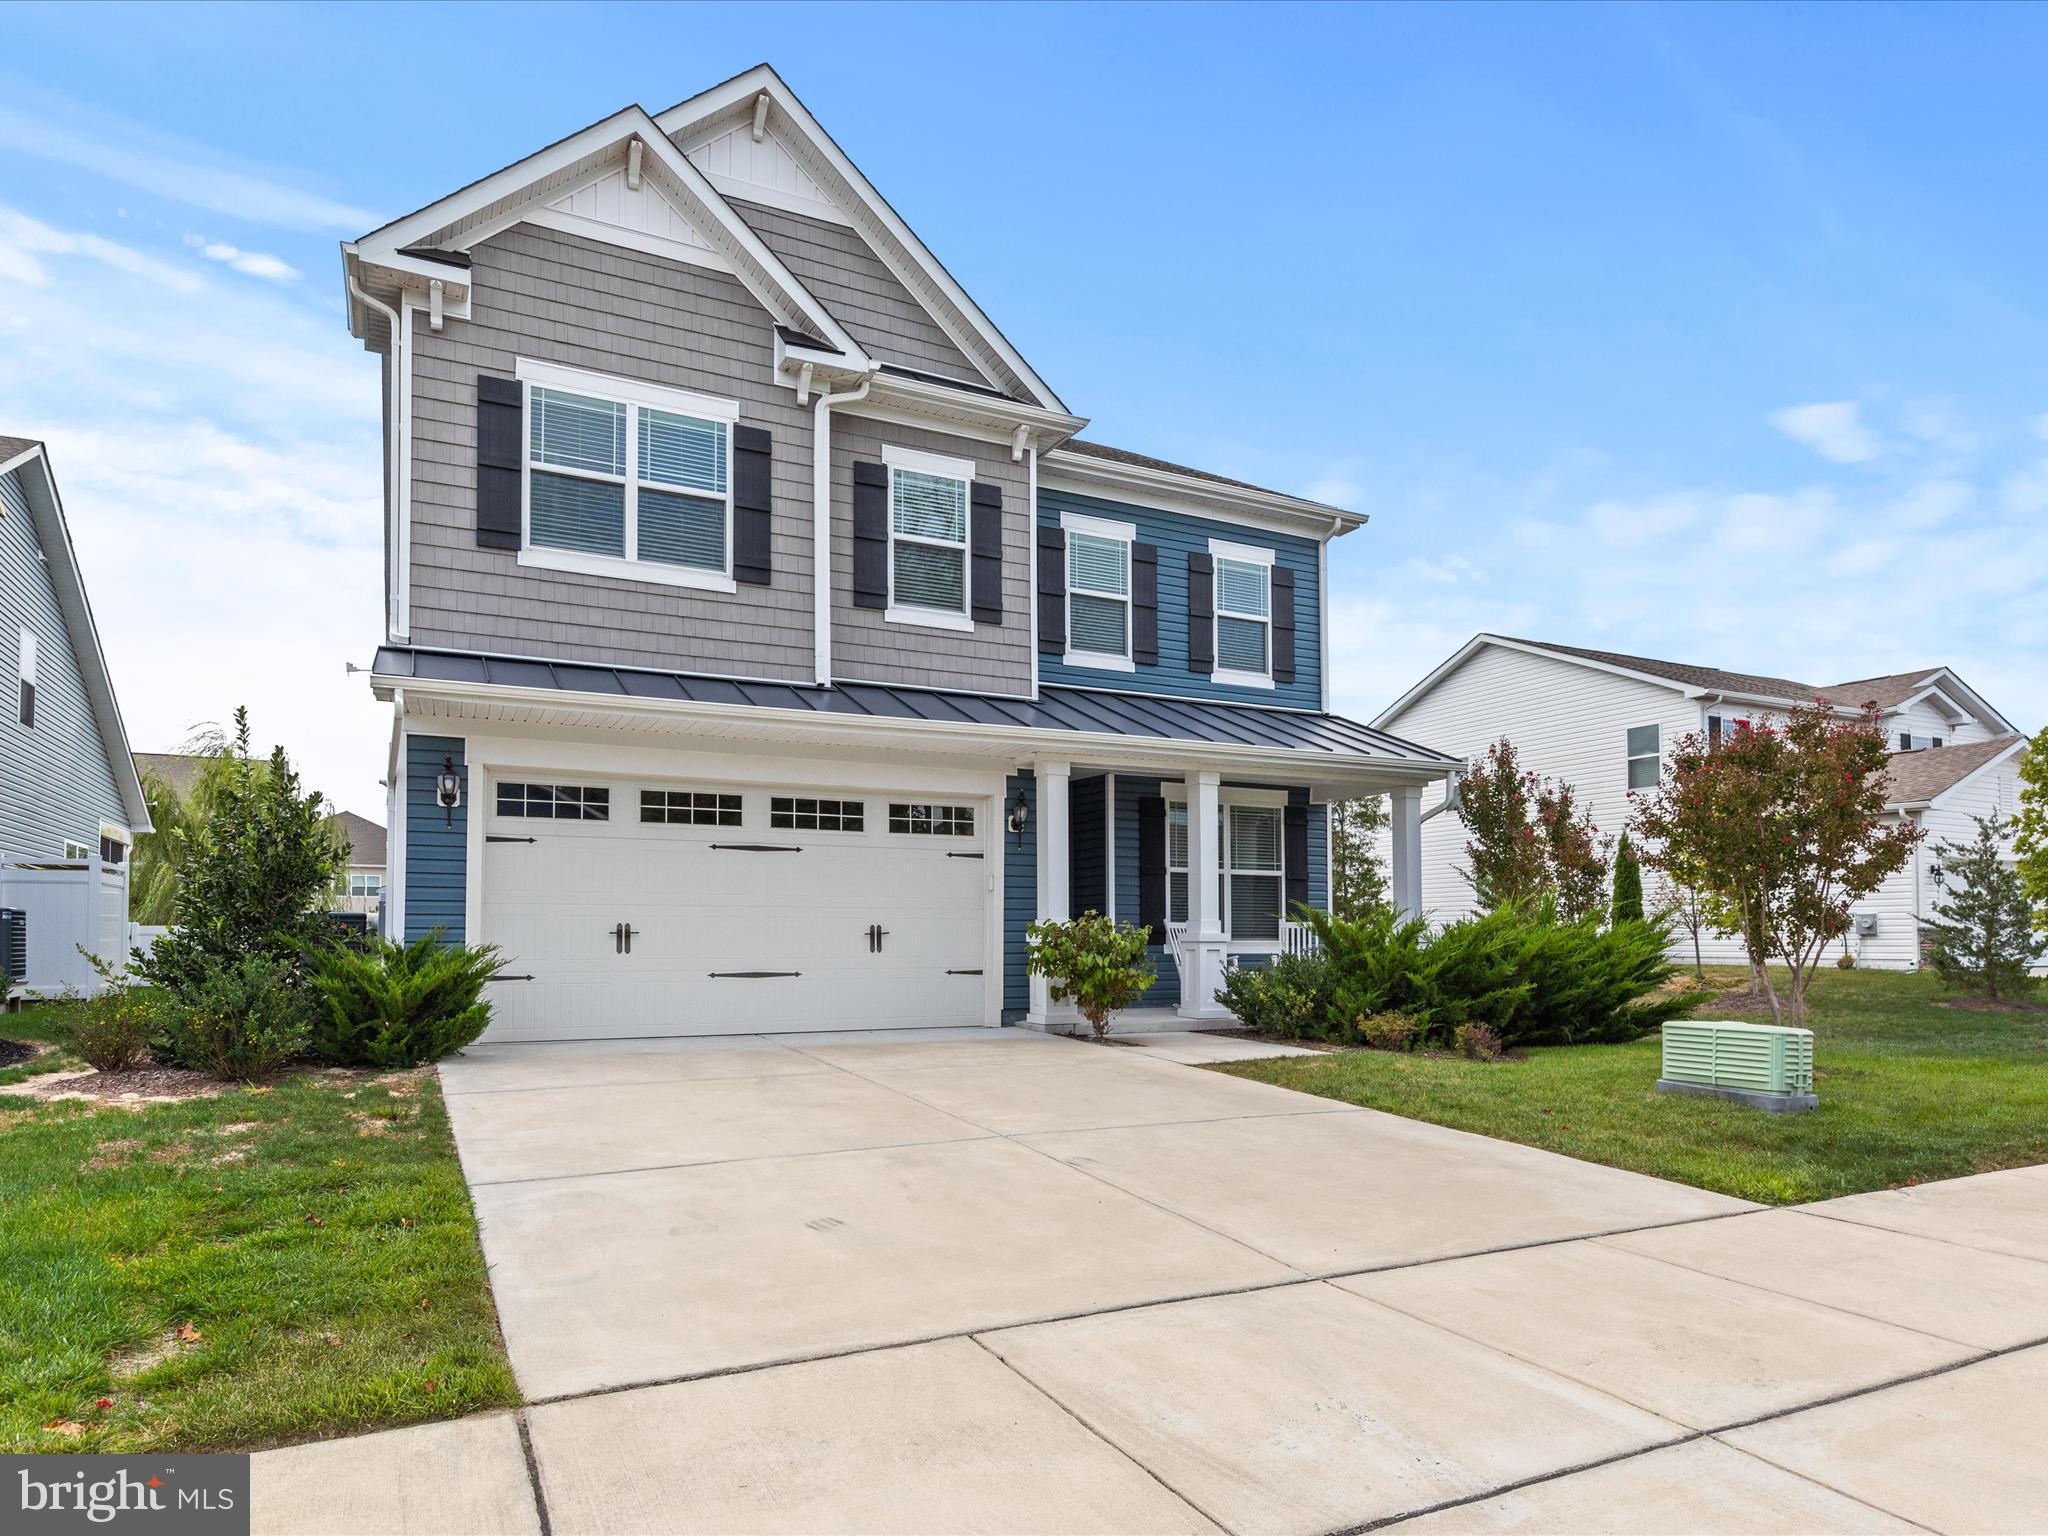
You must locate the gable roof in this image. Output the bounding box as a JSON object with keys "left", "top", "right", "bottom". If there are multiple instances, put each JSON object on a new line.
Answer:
{"left": 1880, "top": 734, "right": 2025, "bottom": 808}
{"left": 326, "top": 810, "right": 387, "bottom": 868}
{"left": 654, "top": 65, "right": 1066, "bottom": 414}
{"left": 134, "top": 751, "right": 209, "bottom": 801}
{"left": 345, "top": 104, "right": 867, "bottom": 364}
{"left": 1, "top": 439, "right": 150, "bottom": 834}
{"left": 1491, "top": 637, "right": 1822, "bottom": 702}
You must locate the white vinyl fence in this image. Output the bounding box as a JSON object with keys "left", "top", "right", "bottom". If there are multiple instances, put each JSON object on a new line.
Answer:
{"left": 0, "top": 856, "right": 132, "bottom": 998}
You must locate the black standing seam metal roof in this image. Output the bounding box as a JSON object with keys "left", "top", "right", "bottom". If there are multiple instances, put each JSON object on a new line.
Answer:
{"left": 373, "top": 647, "right": 1455, "bottom": 765}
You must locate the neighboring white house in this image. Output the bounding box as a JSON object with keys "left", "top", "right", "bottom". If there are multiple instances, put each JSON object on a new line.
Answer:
{"left": 1372, "top": 634, "right": 2030, "bottom": 970}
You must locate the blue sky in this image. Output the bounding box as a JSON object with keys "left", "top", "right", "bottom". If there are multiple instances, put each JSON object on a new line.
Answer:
{"left": 2, "top": 2, "right": 2043, "bottom": 815}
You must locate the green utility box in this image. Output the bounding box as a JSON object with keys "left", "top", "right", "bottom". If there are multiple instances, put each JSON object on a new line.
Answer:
{"left": 1658, "top": 1019, "right": 1816, "bottom": 1113}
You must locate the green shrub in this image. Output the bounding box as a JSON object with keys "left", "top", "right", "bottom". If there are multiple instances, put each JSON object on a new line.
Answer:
{"left": 1216, "top": 951, "right": 1334, "bottom": 1040}
{"left": 153, "top": 952, "right": 312, "bottom": 1082}
{"left": 308, "top": 930, "right": 509, "bottom": 1068}
{"left": 1026, "top": 912, "right": 1155, "bottom": 1041}
{"left": 1358, "top": 1011, "right": 1419, "bottom": 1051}
{"left": 1612, "top": 833, "right": 1645, "bottom": 925}
{"left": 54, "top": 986, "right": 162, "bottom": 1072}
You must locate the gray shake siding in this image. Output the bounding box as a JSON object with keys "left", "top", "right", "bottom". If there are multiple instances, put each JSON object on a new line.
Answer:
{"left": 407, "top": 223, "right": 816, "bottom": 679}
{"left": 1, "top": 465, "right": 126, "bottom": 860}
{"left": 729, "top": 200, "right": 994, "bottom": 387}
{"left": 829, "top": 415, "right": 1033, "bottom": 694}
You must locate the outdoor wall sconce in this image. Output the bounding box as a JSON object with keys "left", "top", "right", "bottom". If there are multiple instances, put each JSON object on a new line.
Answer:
{"left": 436, "top": 757, "right": 463, "bottom": 824}
{"left": 1006, "top": 788, "right": 1030, "bottom": 847}
{"left": 1930, "top": 861, "right": 1945, "bottom": 888}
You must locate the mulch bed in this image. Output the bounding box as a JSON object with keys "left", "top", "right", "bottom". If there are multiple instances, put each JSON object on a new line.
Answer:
{"left": 20, "top": 1065, "right": 229, "bottom": 1105}
{"left": 0, "top": 1040, "right": 37, "bottom": 1069}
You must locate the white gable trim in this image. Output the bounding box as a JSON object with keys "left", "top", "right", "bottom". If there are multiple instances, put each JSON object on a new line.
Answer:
{"left": 655, "top": 66, "right": 1066, "bottom": 414}
{"left": 349, "top": 106, "right": 867, "bottom": 367}
{"left": 2, "top": 448, "right": 151, "bottom": 832}
{"left": 1886, "top": 673, "right": 2014, "bottom": 735}
{"left": 1372, "top": 634, "right": 1703, "bottom": 730}
{"left": 685, "top": 119, "right": 850, "bottom": 227}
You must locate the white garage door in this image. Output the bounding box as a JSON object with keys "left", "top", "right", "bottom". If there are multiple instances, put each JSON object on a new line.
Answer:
{"left": 479, "top": 778, "right": 991, "bottom": 1042}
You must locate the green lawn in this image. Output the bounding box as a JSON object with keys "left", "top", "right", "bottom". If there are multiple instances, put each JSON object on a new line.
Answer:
{"left": 1213, "top": 967, "right": 2048, "bottom": 1204}
{"left": 0, "top": 1004, "right": 518, "bottom": 1453}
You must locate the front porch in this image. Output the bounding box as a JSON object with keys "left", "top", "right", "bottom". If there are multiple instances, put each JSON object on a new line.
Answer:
{"left": 1009, "top": 757, "right": 1430, "bottom": 1030}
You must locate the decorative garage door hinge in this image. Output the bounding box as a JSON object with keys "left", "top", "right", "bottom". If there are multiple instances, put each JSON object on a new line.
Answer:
{"left": 709, "top": 843, "right": 803, "bottom": 853}
{"left": 708, "top": 970, "right": 802, "bottom": 979}
{"left": 945, "top": 968, "right": 983, "bottom": 976}
{"left": 945, "top": 851, "right": 984, "bottom": 859}
{"left": 486, "top": 835, "right": 536, "bottom": 844}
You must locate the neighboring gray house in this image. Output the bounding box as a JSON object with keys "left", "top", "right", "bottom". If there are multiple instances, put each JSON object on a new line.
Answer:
{"left": 1, "top": 437, "right": 151, "bottom": 992}
{"left": 344, "top": 63, "right": 1453, "bottom": 1042}
{"left": 1373, "top": 634, "right": 2029, "bottom": 970}
{"left": 328, "top": 810, "right": 386, "bottom": 915}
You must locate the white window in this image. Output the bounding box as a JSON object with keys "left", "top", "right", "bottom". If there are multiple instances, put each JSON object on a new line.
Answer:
{"left": 497, "top": 782, "right": 610, "bottom": 821}
{"left": 888, "top": 802, "right": 975, "bottom": 836}
{"left": 16, "top": 626, "right": 36, "bottom": 729}
{"left": 1167, "top": 802, "right": 1189, "bottom": 923}
{"left": 64, "top": 839, "right": 92, "bottom": 861}
{"left": 1627, "top": 724, "right": 1660, "bottom": 789}
{"left": 348, "top": 872, "right": 384, "bottom": 898}
{"left": 1897, "top": 732, "right": 1943, "bottom": 751}
{"left": 884, "top": 445, "right": 974, "bottom": 631}
{"left": 1707, "top": 714, "right": 1749, "bottom": 745}
{"left": 1062, "top": 512, "right": 1135, "bottom": 670}
{"left": 1209, "top": 540, "right": 1274, "bottom": 688}
{"left": 1226, "top": 803, "right": 1285, "bottom": 941}
{"left": 518, "top": 360, "right": 738, "bottom": 592}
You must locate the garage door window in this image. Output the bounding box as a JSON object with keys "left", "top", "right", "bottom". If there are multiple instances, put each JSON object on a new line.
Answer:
{"left": 497, "top": 783, "right": 610, "bottom": 820}
{"left": 641, "top": 789, "right": 742, "bottom": 826}
{"left": 770, "top": 797, "right": 865, "bottom": 831}
{"left": 888, "top": 802, "right": 975, "bottom": 836}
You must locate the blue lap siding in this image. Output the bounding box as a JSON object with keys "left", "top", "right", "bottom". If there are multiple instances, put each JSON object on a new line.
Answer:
{"left": 404, "top": 734, "right": 468, "bottom": 943}
{"left": 1037, "top": 487, "right": 1323, "bottom": 709}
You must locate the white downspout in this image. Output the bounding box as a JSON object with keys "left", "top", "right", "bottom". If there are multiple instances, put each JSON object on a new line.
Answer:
{"left": 349, "top": 273, "right": 407, "bottom": 643}
{"left": 811, "top": 368, "right": 879, "bottom": 686}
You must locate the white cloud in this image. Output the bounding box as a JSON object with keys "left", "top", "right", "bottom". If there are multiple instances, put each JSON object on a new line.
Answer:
{"left": 1306, "top": 465, "right": 1365, "bottom": 510}
{"left": 1719, "top": 489, "right": 1832, "bottom": 554}
{"left": 186, "top": 234, "right": 301, "bottom": 283}
{"left": 1889, "top": 478, "right": 1971, "bottom": 530}
{"left": 0, "top": 207, "right": 200, "bottom": 292}
{"left": 1769, "top": 401, "right": 1881, "bottom": 464}
{"left": 1586, "top": 493, "right": 1698, "bottom": 549}
{"left": 0, "top": 97, "right": 374, "bottom": 232}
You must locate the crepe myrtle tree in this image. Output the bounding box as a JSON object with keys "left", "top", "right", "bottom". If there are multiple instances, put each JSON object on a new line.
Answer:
{"left": 2014, "top": 724, "right": 2048, "bottom": 933}
{"left": 1457, "top": 739, "right": 1612, "bottom": 922}
{"left": 1632, "top": 700, "right": 1918, "bottom": 1027}
{"left": 1025, "top": 912, "right": 1156, "bottom": 1042}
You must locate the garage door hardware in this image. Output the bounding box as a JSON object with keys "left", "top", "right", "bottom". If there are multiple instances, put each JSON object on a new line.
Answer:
{"left": 946, "top": 968, "right": 983, "bottom": 976}
{"left": 945, "top": 851, "right": 984, "bottom": 859}
{"left": 709, "top": 971, "right": 802, "bottom": 979}
{"left": 710, "top": 843, "right": 803, "bottom": 853}
{"left": 486, "top": 834, "right": 536, "bottom": 844}
{"left": 866, "top": 923, "right": 891, "bottom": 953}
{"left": 611, "top": 923, "right": 639, "bottom": 954}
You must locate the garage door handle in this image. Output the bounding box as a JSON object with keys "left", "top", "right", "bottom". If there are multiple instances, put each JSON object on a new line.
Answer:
{"left": 710, "top": 843, "right": 803, "bottom": 853}
{"left": 709, "top": 971, "right": 802, "bottom": 979}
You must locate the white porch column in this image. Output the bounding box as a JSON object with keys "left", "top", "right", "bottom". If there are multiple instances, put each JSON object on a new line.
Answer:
{"left": 1390, "top": 783, "right": 1423, "bottom": 922}
{"left": 1179, "top": 769, "right": 1231, "bottom": 1020}
{"left": 1027, "top": 759, "right": 1073, "bottom": 1028}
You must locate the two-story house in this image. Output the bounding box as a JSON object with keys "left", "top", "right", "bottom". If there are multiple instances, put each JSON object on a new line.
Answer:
{"left": 1374, "top": 634, "right": 2030, "bottom": 969}
{"left": 2, "top": 436, "right": 151, "bottom": 994}
{"left": 345, "top": 65, "right": 1453, "bottom": 1042}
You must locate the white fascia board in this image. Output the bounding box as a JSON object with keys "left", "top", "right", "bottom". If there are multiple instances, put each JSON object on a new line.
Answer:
{"left": 350, "top": 105, "right": 866, "bottom": 367}
{"left": 372, "top": 671, "right": 1455, "bottom": 786}
{"left": 1371, "top": 632, "right": 1707, "bottom": 731}
{"left": 1889, "top": 676, "right": 2012, "bottom": 734}
{"left": 859, "top": 371, "right": 1084, "bottom": 447}
{"left": 9, "top": 450, "right": 152, "bottom": 833}
{"left": 1040, "top": 452, "right": 1364, "bottom": 541}
{"left": 653, "top": 66, "right": 1066, "bottom": 414}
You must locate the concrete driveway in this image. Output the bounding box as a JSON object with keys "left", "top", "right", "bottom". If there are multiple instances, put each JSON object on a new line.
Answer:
{"left": 253, "top": 1029, "right": 2048, "bottom": 1535}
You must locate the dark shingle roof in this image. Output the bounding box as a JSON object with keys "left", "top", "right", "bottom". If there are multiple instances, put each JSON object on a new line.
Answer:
{"left": 1880, "top": 735, "right": 2023, "bottom": 806}
{"left": 1496, "top": 637, "right": 1824, "bottom": 702}
{"left": 134, "top": 752, "right": 209, "bottom": 800}
{"left": 371, "top": 647, "right": 1454, "bottom": 765}
{"left": 0, "top": 435, "right": 43, "bottom": 462}
{"left": 1060, "top": 440, "right": 1353, "bottom": 515}
{"left": 327, "top": 810, "right": 387, "bottom": 868}
{"left": 1818, "top": 669, "right": 1949, "bottom": 711}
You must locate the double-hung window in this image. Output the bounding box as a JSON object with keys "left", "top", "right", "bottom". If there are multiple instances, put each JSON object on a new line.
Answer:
{"left": 520, "top": 360, "right": 738, "bottom": 591}
{"left": 1626, "top": 725, "right": 1661, "bottom": 789}
{"left": 1063, "top": 512, "right": 1135, "bottom": 669}
{"left": 1226, "top": 804, "right": 1284, "bottom": 941}
{"left": 1166, "top": 802, "right": 1190, "bottom": 923}
{"left": 1209, "top": 540, "right": 1274, "bottom": 688}
{"left": 15, "top": 626, "right": 35, "bottom": 729}
{"left": 883, "top": 445, "right": 974, "bottom": 630}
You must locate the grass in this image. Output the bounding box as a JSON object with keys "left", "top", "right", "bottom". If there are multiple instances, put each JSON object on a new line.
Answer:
{"left": 0, "top": 1003, "right": 519, "bottom": 1453}
{"left": 1213, "top": 966, "right": 2048, "bottom": 1205}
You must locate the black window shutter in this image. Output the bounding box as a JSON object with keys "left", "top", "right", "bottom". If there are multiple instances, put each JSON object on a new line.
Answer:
{"left": 476, "top": 375, "right": 523, "bottom": 551}
{"left": 1187, "top": 551, "right": 1215, "bottom": 674}
{"left": 970, "top": 482, "right": 1003, "bottom": 624}
{"left": 1137, "top": 795, "right": 1167, "bottom": 936}
{"left": 1284, "top": 802, "right": 1310, "bottom": 917}
{"left": 1271, "top": 565, "right": 1297, "bottom": 684}
{"left": 732, "top": 424, "right": 773, "bottom": 585}
{"left": 1037, "top": 525, "right": 1067, "bottom": 653}
{"left": 1131, "top": 542, "right": 1159, "bottom": 666}
{"left": 852, "top": 461, "right": 888, "bottom": 609}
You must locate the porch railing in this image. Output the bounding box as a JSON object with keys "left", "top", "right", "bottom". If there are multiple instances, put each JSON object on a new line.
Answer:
{"left": 1280, "top": 919, "right": 1322, "bottom": 958}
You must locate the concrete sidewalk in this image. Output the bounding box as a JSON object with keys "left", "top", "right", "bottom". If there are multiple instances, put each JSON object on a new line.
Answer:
{"left": 249, "top": 1031, "right": 2048, "bottom": 1534}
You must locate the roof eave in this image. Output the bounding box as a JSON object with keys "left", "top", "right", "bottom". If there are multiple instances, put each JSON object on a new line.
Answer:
{"left": 1040, "top": 448, "right": 1364, "bottom": 540}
